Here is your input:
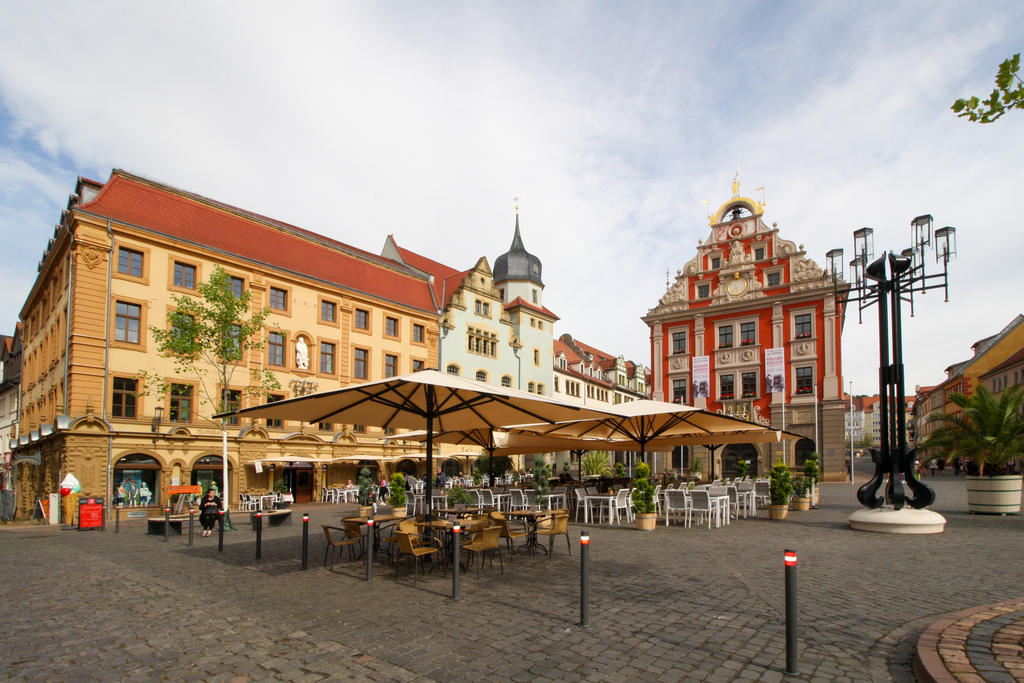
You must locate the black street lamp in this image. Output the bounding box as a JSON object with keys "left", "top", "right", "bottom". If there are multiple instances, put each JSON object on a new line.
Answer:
{"left": 828, "top": 215, "right": 956, "bottom": 510}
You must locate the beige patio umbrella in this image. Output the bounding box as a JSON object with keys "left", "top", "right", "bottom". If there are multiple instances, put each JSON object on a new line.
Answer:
{"left": 512, "top": 399, "right": 771, "bottom": 474}
{"left": 219, "top": 369, "right": 612, "bottom": 519}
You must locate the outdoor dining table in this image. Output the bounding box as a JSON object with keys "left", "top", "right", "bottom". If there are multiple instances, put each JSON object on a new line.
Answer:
{"left": 697, "top": 487, "right": 731, "bottom": 528}
{"left": 415, "top": 517, "right": 490, "bottom": 568}
{"left": 734, "top": 486, "right": 756, "bottom": 518}
{"left": 491, "top": 492, "right": 510, "bottom": 512}
{"left": 342, "top": 513, "right": 409, "bottom": 556}
{"left": 505, "top": 509, "right": 555, "bottom": 555}
{"left": 434, "top": 507, "right": 485, "bottom": 518}
{"left": 258, "top": 494, "right": 277, "bottom": 511}
{"left": 540, "top": 492, "right": 566, "bottom": 510}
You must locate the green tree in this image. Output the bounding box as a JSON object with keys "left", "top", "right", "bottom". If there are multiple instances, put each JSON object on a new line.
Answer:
{"left": 922, "top": 385, "right": 1024, "bottom": 475}
{"left": 952, "top": 53, "right": 1024, "bottom": 123}
{"left": 140, "top": 264, "right": 280, "bottom": 511}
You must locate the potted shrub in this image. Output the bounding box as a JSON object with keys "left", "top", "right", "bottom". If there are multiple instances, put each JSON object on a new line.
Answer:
{"left": 803, "top": 453, "right": 821, "bottom": 507}
{"left": 614, "top": 461, "right": 626, "bottom": 478}
{"left": 768, "top": 460, "right": 793, "bottom": 520}
{"left": 388, "top": 472, "right": 408, "bottom": 513}
{"left": 357, "top": 466, "right": 375, "bottom": 516}
{"left": 734, "top": 459, "right": 749, "bottom": 479}
{"left": 446, "top": 485, "right": 473, "bottom": 508}
{"left": 790, "top": 478, "right": 811, "bottom": 511}
{"left": 532, "top": 457, "right": 552, "bottom": 510}
{"left": 273, "top": 478, "right": 291, "bottom": 508}
{"left": 631, "top": 462, "right": 657, "bottom": 530}
{"left": 924, "top": 385, "right": 1024, "bottom": 514}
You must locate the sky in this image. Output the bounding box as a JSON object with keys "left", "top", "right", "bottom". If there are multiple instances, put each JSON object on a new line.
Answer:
{"left": 1, "top": 1, "right": 1022, "bottom": 397}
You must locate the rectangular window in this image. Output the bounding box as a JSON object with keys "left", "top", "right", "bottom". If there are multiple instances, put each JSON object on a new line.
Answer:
{"left": 741, "top": 371, "right": 757, "bottom": 398}
{"left": 671, "top": 331, "right": 687, "bottom": 354}
{"left": 117, "top": 247, "right": 143, "bottom": 277}
{"left": 112, "top": 377, "right": 137, "bottom": 418}
{"left": 718, "top": 325, "right": 733, "bottom": 348}
{"left": 318, "top": 422, "right": 333, "bottom": 432}
{"left": 173, "top": 262, "right": 196, "bottom": 289}
{"left": 755, "top": 247, "right": 765, "bottom": 260}
{"left": 267, "top": 332, "right": 285, "bottom": 366}
{"left": 767, "top": 271, "right": 781, "bottom": 287}
{"left": 412, "top": 359, "right": 425, "bottom": 372}
{"left": 320, "top": 342, "right": 335, "bottom": 374}
{"left": 475, "top": 300, "right": 490, "bottom": 317}
{"left": 697, "top": 284, "right": 711, "bottom": 299}
{"left": 229, "top": 276, "right": 245, "bottom": 298}
{"left": 266, "top": 393, "right": 283, "bottom": 428}
{"left": 269, "top": 287, "right": 287, "bottom": 311}
{"left": 672, "top": 378, "right": 687, "bottom": 404}
{"left": 796, "top": 367, "right": 814, "bottom": 394}
{"left": 384, "top": 354, "right": 398, "bottom": 378}
{"left": 115, "top": 301, "right": 141, "bottom": 343}
{"left": 533, "top": 349, "right": 540, "bottom": 365}
{"left": 321, "top": 300, "right": 336, "bottom": 322}
{"left": 740, "top": 322, "right": 756, "bottom": 346}
{"left": 354, "top": 309, "right": 369, "bottom": 330}
{"left": 720, "top": 374, "right": 735, "bottom": 400}
{"left": 795, "top": 313, "right": 812, "bottom": 338}
{"left": 224, "top": 389, "right": 241, "bottom": 426}
{"left": 169, "top": 384, "right": 192, "bottom": 423}
{"left": 711, "top": 256, "right": 721, "bottom": 269}
{"left": 354, "top": 348, "right": 368, "bottom": 379}
{"left": 385, "top": 316, "right": 398, "bottom": 337}
{"left": 412, "top": 324, "right": 425, "bottom": 343}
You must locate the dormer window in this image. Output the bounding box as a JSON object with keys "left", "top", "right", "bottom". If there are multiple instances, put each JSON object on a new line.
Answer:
{"left": 711, "top": 256, "right": 721, "bottom": 269}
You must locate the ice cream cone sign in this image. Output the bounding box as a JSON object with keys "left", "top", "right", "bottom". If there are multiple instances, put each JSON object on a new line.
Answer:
{"left": 60, "top": 474, "right": 81, "bottom": 525}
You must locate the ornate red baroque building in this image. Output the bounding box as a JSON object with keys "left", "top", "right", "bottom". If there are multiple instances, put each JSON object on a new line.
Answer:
{"left": 643, "top": 184, "right": 848, "bottom": 480}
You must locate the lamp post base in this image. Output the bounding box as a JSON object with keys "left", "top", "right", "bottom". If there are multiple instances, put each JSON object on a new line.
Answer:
{"left": 849, "top": 507, "right": 946, "bottom": 534}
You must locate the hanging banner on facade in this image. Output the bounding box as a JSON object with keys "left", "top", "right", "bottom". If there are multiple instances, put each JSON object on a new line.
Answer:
{"left": 765, "top": 348, "right": 785, "bottom": 393}
{"left": 254, "top": 460, "right": 263, "bottom": 474}
{"left": 692, "top": 355, "right": 710, "bottom": 399}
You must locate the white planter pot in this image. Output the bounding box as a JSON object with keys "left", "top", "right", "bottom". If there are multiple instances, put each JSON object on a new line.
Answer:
{"left": 966, "top": 475, "right": 1023, "bottom": 515}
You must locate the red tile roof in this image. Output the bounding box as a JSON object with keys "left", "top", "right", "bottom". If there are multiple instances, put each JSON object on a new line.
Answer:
{"left": 79, "top": 171, "right": 435, "bottom": 312}
{"left": 553, "top": 339, "right": 582, "bottom": 363}
{"left": 504, "top": 297, "right": 559, "bottom": 320}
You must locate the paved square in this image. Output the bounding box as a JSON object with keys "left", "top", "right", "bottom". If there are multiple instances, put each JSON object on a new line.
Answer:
{"left": 1, "top": 476, "right": 1019, "bottom": 682}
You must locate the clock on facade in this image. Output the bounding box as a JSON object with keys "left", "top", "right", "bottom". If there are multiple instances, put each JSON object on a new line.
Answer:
{"left": 726, "top": 273, "right": 748, "bottom": 297}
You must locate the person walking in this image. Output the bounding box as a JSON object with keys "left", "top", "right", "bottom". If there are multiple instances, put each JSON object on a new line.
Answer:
{"left": 198, "top": 488, "right": 222, "bottom": 537}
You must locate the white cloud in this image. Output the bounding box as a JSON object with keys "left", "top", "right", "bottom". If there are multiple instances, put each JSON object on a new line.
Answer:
{"left": 0, "top": 0, "right": 1022, "bottom": 394}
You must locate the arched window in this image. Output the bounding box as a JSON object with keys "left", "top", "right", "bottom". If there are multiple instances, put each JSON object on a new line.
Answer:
{"left": 446, "top": 364, "right": 460, "bottom": 375}
{"left": 191, "top": 455, "right": 229, "bottom": 495}
{"left": 501, "top": 375, "right": 512, "bottom": 388}
{"left": 794, "top": 438, "right": 816, "bottom": 468}
{"left": 475, "top": 370, "right": 487, "bottom": 382}
{"left": 113, "top": 454, "right": 161, "bottom": 508}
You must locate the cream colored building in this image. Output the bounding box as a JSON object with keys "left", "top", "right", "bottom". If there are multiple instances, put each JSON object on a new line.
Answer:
{"left": 12, "top": 170, "right": 439, "bottom": 520}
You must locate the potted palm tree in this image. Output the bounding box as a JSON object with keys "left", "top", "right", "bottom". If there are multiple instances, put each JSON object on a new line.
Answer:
{"left": 631, "top": 462, "right": 657, "bottom": 530}
{"left": 924, "top": 385, "right": 1024, "bottom": 514}
{"left": 769, "top": 460, "right": 793, "bottom": 520}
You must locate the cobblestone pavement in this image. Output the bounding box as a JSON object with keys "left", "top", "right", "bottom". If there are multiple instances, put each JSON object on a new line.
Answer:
{"left": 2, "top": 474, "right": 1022, "bottom": 682}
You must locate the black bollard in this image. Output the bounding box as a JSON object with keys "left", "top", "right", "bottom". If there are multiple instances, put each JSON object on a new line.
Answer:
{"left": 255, "top": 511, "right": 263, "bottom": 560}
{"left": 452, "top": 522, "right": 461, "bottom": 600}
{"left": 115, "top": 504, "right": 120, "bottom": 534}
{"left": 301, "top": 514, "right": 309, "bottom": 570}
{"left": 218, "top": 510, "right": 224, "bottom": 552}
{"left": 188, "top": 508, "right": 194, "bottom": 547}
{"left": 785, "top": 549, "right": 799, "bottom": 675}
{"left": 364, "top": 518, "right": 375, "bottom": 582}
{"left": 580, "top": 531, "right": 590, "bottom": 627}
{"left": 164, "top": 506, "right": 170, "bottom": 543}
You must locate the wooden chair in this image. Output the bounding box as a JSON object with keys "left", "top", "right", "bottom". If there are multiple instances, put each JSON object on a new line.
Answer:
{"left": 488, "top": 510, "right": 527, "bottom": 558}
{"left": 393, "top": 531, "right": 443, "bottom": 582}
{"left": 321, "top": 525, "right": 362, "bottom": 566}
{"left": 535, "top": 510, "right": 571, "bottom": 558}
{"left": 460, "top": 524, "right": 503, "bottom": 577}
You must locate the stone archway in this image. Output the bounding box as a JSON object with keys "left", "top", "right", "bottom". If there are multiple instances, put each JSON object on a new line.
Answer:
{"left": 795, "top": 438, "right": 816, "bottom": 469}
{"left": 113, "top": 453, "right": 163, "bottom": 509}
{"left": 722, "top": 444, "right": 759, "bottom": 478}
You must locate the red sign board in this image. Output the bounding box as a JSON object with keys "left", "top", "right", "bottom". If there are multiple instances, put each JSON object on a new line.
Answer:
{"left": 168, "top": 485, "right": 202, "bottom": 496}
{"left": 78, "top": 497, "right": 104, "bottom": 531}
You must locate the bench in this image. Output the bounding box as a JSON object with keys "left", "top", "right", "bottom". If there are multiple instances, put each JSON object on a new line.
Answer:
{"left": 146, "top": 514, "right": 194, "bottom": 535}
{"left": 249, "top": 509, "right": 293, "bottom": 527}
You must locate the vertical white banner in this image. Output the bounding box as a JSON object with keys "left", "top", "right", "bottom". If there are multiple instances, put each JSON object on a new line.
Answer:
{"left": 692, "top": 355, "right": 710, "bottom": 398}
{"left": 765, "top": 348, "right": 785, "bottom": 393}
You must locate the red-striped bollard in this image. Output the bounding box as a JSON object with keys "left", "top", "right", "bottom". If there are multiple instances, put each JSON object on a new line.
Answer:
{"left": 580, "top": 531, "right": 590, "bottom": 627}
{"left": 218, "top": 510, "right": 224, "bottom": 551}
{"left": 365, "top": 518, "right": 375, "bottom": 582}
{"left": 452, "top": 522, "right": 461, "bottom": 600}
{"left": 301, "top": 513, "right": 309, "bottom": 570}
{"left": 785, "top": 549, "right": 798, "bottom": 675}
{"left": 255, "top": 511, "right": 263, "bottom": 560}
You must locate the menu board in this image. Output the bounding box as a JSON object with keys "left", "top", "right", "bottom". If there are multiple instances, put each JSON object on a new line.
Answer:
{"left": 78, "top": 497, "right": 104, "bottom": 531}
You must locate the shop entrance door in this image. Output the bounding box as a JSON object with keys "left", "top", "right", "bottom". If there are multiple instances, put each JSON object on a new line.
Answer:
{"left": 294, "top": 469, "right": 313, "bottom": 503}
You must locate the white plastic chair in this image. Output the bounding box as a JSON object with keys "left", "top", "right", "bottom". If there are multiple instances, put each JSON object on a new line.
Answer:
{"left": 508, "top": 489, "right": 527, "bottom": 511}
{"left": 664, "top": 489, "right": 690, "bottom": 526}
{"left": 611, "top": 489, "right": 631, "bottom": 525}
{"left": 689, "top": 489, "right": 718, "bottom": 529}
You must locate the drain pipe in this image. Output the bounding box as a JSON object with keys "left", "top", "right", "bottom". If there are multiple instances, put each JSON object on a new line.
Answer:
{"left": 103, "top": 221, "right": 114, "bottom": 510}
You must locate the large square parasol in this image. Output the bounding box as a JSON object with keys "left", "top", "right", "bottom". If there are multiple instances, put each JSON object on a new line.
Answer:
{"left": 218, "top": 369, "right": 612, "bottom": 518}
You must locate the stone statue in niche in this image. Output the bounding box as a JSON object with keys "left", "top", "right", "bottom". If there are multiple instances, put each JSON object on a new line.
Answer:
{"left": 295, "top": 337, "right": 309, "bottom": 370}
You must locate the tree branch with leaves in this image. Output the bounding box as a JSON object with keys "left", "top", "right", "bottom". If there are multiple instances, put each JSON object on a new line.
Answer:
{"left": 952, "top": 53, "right": 1024, "bottom": 124}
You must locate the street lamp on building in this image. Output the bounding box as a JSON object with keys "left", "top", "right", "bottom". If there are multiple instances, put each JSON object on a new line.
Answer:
{"left": 828, "top": 215, "right": 956, "bottom": 511}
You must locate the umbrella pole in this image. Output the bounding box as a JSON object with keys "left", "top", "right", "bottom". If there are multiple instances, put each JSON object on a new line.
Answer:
{"left": 425, "top": 389, "right": 435, "bottom": 523}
